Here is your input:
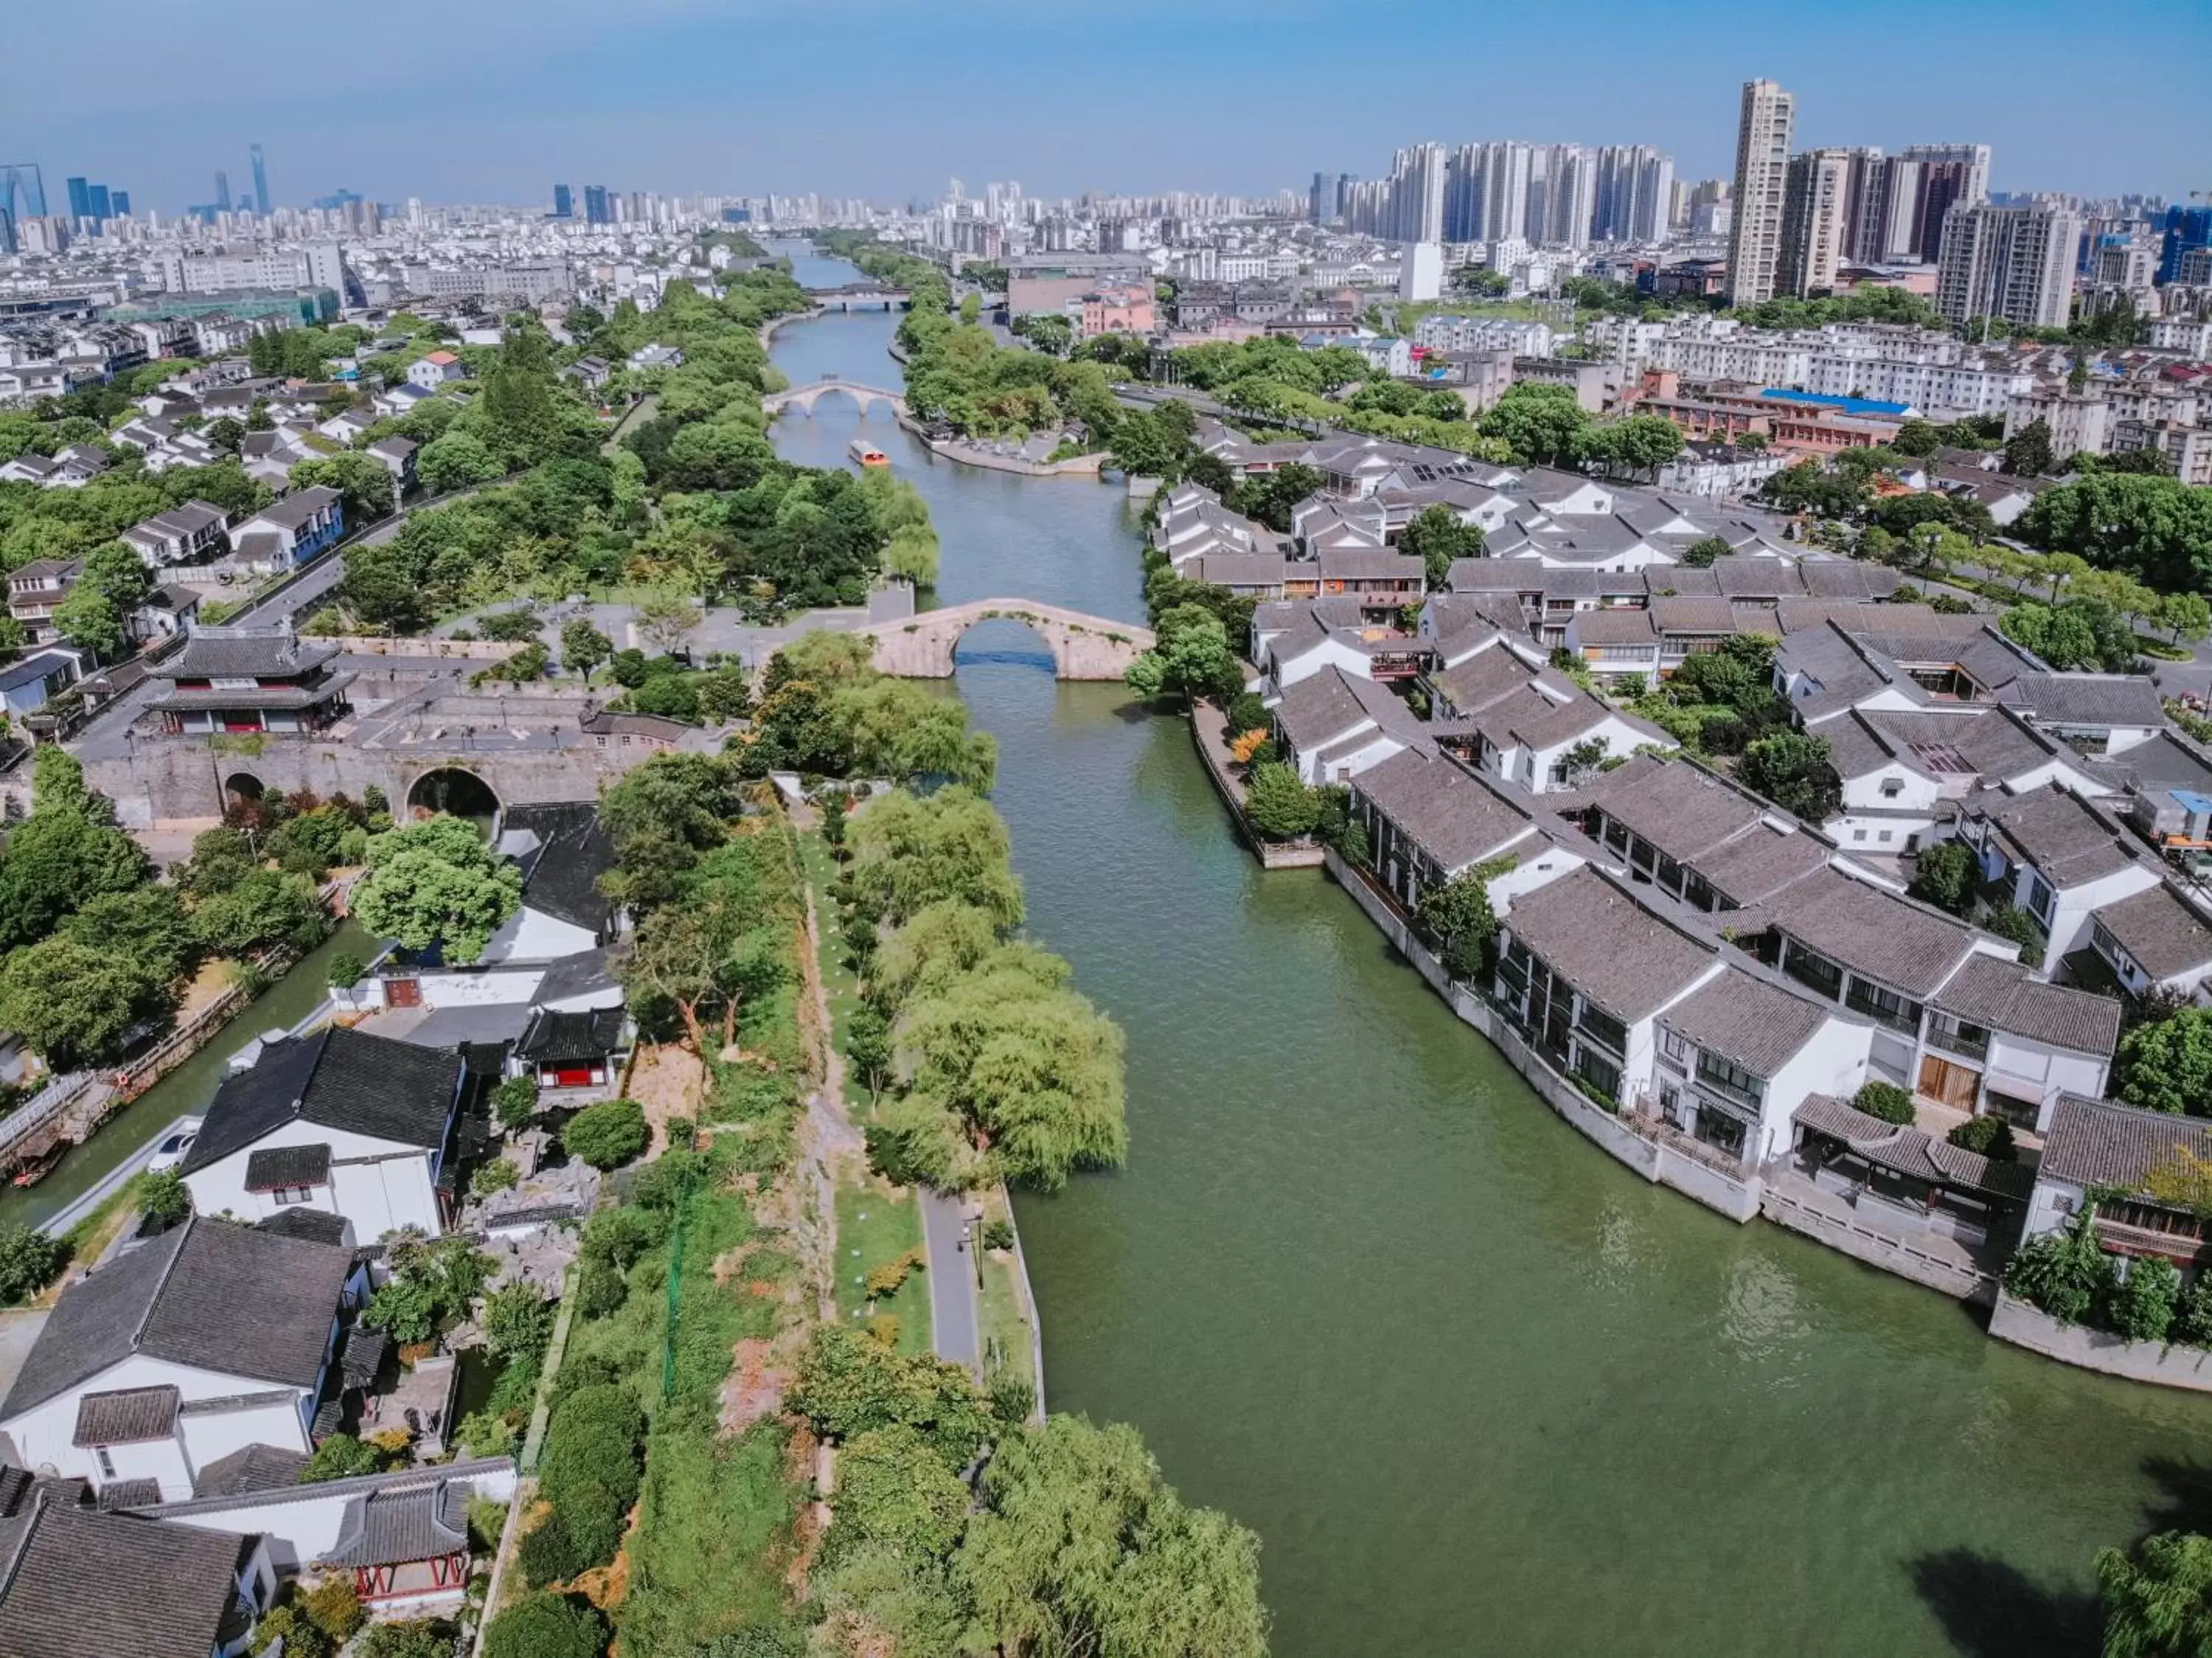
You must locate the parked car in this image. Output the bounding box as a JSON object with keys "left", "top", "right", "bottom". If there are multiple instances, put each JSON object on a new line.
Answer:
{"left": 147, "top": 1119, "right": 201, "bottom": 1173}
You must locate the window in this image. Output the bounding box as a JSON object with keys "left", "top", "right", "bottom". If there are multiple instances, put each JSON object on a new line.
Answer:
{"left": 1845, "top": 977, "right": 1924, "bottom": 1036}
{"left": 1660, "top": 1027, "right": 1688, "bottom": 1064}
{"left": 1851, "top": 828, "right": 1868, "bottom": 842}
{"left": 1877, "top": 830, "right": 1893, "bottom": 844}
{"left": 1880, "top": 777, "right": 1903, "bottom": 797}
{"left": 1696, "top": 1052, "right": 1765, "bottom": 1109}
{"left": 272, "top": 1184, "right": 315, "bottom": 1205}
{"left": 1577, "top": 1005, "right": 1627, "bottom": 1056}
{"left": 2027, "top": 875, "right": 2054, "bottom": 924}
{"left": 1782, "top": 943, "right": 1844, "bottom": 1000}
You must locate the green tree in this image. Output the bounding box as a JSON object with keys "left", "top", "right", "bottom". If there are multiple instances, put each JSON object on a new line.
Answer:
{"left": 1982, "top": 904, "right": 2046, "bottom": 969}
{"left": 1609, "top": 414, "right": 1686, "bottom": 480}
{"left": 1124, "top": 605, "right": 1242, "bottom": 704}
{"left": 326, "top": 951, "right": 365, "bottom": 989}
{"left": 1242, "top": 762, "right": 1320, "bottom": 841}
{"left": 2002, "top": 1203, "right": 2114, "bottom": 1325}
{"left": 1680, "top": 535, "right": 1731, "bottom": 569}
{"left": 291, "top": 453, "right": 396, "bottom": 524}
{"left": 60, "top": 885, "right": 198, "bottom": 983}
{"left": 1738, "top": 731, "right": 1841, "bottom": 822}
{"left": 1401, "top": 504, "right": 1486, "bottom": 589}
{"left": 492, "top": 1075, "right": 539, "bottom": 1129}
{"left": 956, "top": 1415, "right": 1267, "bottom": 1658}
{"left": 2109, "top": 1257, "right": 2181, "bottom": 1342}
{"left": 352, "top": 815, "right": 524, "bottom": 961}
{"left": 1479, "top": 383, "right": 1592, "bottom": 466}
{"left": 190, "top": 868, "right": 326, "bottom": 955}
{"left": 2099, "top": 1531, "right": 2212, "bottom": 1658}
{"left": 561, "top": 1098, "right": 649, "bottom": 1169}
{"left": 2001, "top": 418, "right": 2055, "bottom": 479}
{"left": 2116, "top": 1009, "right": 2212, "bottom": 1117}
{"left": 137, "top": 1167, "right": 191, "bottom": 1226}
{"left": 846, "top": 1004, "right": 893, "bottom": 1102}
{"left": 482, "top": 1595, "right": 608, "bottom": 1658}
{"left": 301, "top": 1432, "right": 389, "bottom": 1482}
{"left": 415, "top": 431, "right": 505, "bottom": 494}
{"left": 1893, "top": 418, "right": 1941, "bottom": 457}
{"left": 0, "top": 938, "right": 170, "bottom": 1069}
{"left": 355, "top": 1621, "right": 453, "bottom": 1658}
{"left": 846, "top": 788, "right": 1024, "bottom": 930}
{"left": 481, "top": 1281, "right": 557, "bottom": 1360}
{"left": 0, "top": 1225, "right": 68, "bottom": 1304}
{"left": 1907, "top": 842, "right": 1978, "bottom": 917}
{"left": 1414, "top": 859, "right": 1514, "bottom": 981}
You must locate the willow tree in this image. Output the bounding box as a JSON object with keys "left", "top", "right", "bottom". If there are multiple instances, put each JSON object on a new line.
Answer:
{"left": 956, "top": 1415, "right": 1268, "bottom": 1658}
{"left": 846, "top": 787, "right": 1024, "bottom": 931}
{"left": 869, "top": 900, "right": 1003, "bottom": 1011}
{"left": 895, "top": 943, "right": 1124, "bottom": 1191}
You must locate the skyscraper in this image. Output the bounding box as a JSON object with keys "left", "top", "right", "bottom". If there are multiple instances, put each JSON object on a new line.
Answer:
{"left": 108, "top": 190, "right": 129, "bottom": 218}
{"left": 552, "top": 182, "right": 573, "bottom": 219}
{"left": 215, "top": 170, "right": 231, "bottom": 212}
{"left": 65, "top": 176, "right": 91, "bottom": 222}
{"left": 250, "top": 142, "right": 271, "bottom": 215}
{"left": 86, "top": 184, "right": 111, "bottom": 222}
{"left": 1935, "top": 202, "right": 2081, "bottom": 330}
{"left": 1592, "top": 145, "right": 1675, "bottom": 243}
{"left": 1, "top": 164, "right": 45, "bottom": 222}
{"left": 1897, "top": 143, "right": 1991, "bottom": 263}
{"left": 582, "top": 184, "right": 611, "bottom": 225}
{"left": 2160, "top": 205, "right": 2212, "bottom": 285}
{"left": 1389, "top": 143, "right": 1446, "bottom": 243}
{"left": 1725, "top": 78, "right": 1795, "bottom": 303}
{"left": 1778, "top": 149, "right": 1850, "bottom": 296}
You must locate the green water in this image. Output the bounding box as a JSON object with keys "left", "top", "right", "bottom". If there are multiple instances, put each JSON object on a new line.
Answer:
{"left": 0, "top": 920, "right": 373, "bottom": 1232}
{"left": 765, "top": 269, "right": 2208, "bottom": 1657}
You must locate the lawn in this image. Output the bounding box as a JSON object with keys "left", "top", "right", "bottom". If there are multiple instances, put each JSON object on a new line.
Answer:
{"left": 832, "top": 1181, "right": 932, "bottom": 1356}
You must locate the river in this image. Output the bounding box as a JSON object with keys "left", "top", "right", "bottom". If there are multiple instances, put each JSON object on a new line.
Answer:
{"left": 770, "top": 241, "right": 2202, "bottom": 1656}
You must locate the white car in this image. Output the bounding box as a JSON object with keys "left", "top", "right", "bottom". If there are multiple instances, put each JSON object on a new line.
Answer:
{"left": 147, "top": 1120, "right": 201, "bottom": 1174}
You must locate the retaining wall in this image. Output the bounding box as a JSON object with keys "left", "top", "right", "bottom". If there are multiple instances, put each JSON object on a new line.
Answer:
{"left": 1325, "top": 848, "right": 1762, "bottom": 1224}
{"left": 1989, "top": 1291, "right": 2212, "bottom": 1391}
{"left": 1761, "top": 1182, "right": 1994, "bottom": 1303}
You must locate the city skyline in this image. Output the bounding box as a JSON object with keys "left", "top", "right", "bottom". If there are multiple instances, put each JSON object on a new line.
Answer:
{"left": 1, "top": 0, "right": 2205, "bottom": 209}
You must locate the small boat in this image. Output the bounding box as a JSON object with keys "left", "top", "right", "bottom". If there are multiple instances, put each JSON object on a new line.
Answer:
{"left": 848, "top": 438, "right": 889, "bottom": 468}
{"left": 10, "top": 1142, "right": 69, "bottom": 1188}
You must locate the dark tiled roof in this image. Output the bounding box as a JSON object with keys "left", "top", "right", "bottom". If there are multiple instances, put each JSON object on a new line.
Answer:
{"left": 1352, "top": 750, "right": 1531, "bottom": 874}
{"left": 243, "top": 483, "right": 341, "bottom": 530}
{"left": 181, "top": 1026, "right": 460, "bottom": 1176}
{"left": 515, "top": 1007, "right": 629, "bottom": 1064}
{"left": 1793, "top": 1095, "right": 2034, "bottom": 1200}
{"left": 243, "top": 1142, "right": 330, "bottom": 1191}
{"left": 1972, "top": 785, "right": 2144, "bottom": 889}
{"left": 256, "top": 1208, "right": 350, "bottom": 1246}
{"left": 499, "top": 802, "right": 617, "bottom": 935}
{"left": 1589, "top": 759, "right": 1761, "bottom": 863}
{"left": 316, "top": 1477, "right": 473, "bottom": 1568}
{"left": 1660, "top": 968, "right": 1837, "bottom": 1077}
{"left": 1691, "top": 825, "right": 1832, "bottom": 907}
{"left": 163, "top": 628, "right": 338, "bottom": 681}
{"left": 1428, "top": 645, "right": 1538, "bottom": 714}
{"left": 0, "top": 1217, "right": 355, "bottom": 1418}
{"left": 1769, "top": 867, "right": 1980, "bottom": 997}
{"left": 71, "top": 1386, "right": 179, "bottom": 1447}
{"left": 1502, "top": 867, "right": 1718, "bottom": 1021}
{"left": 2094, "top": 884, "right": 2212, "bottom": 982}
{"left": 2038, "top": 1092, "right": 2212, "bottom": 1193}
{"left": 2009, "top": 673, "right": 2166, "bottom": 729}
{"left": 191, "top": 1442, "right": 309, "bottom": 1498}
{"left": 1928, "top": 955, "right": 2122, "bottom": 1055}
{"left": 94, "top": 1478, "right": 163, "bottom": 1510}
{"left": 0, "top": 1496, "right": 254, "bottom": 1658}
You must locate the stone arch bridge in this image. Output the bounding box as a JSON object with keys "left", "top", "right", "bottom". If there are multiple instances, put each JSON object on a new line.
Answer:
{"left": 762, "top": 376, "right": 908, "bottom": 420}
{"left": 856, "top": 600, "right": 1155, "bottom": 680}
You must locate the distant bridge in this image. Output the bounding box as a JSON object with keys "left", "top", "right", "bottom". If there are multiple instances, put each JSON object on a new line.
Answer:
{"left": 802, "top": 282, "right": 911, "bottom": 311}
{"left": 762, "top": 375, "right": 909, "bottom": 420}
{"left": 855, "top": 599, "right": 1155, "bottom": 680}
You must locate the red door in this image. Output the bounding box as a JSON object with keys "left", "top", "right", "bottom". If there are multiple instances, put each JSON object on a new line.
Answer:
{"left": 386, "top": 978, "right": 422, "bottom": 1009}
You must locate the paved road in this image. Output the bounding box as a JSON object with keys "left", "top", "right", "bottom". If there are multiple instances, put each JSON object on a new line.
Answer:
{"left": 919, "top": 1186, "right": 981, "bottom": 1377}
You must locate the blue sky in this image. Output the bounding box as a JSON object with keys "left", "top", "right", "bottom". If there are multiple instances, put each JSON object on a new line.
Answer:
{"left": 5, "top": 0, "right": 2206, "bottom": 210}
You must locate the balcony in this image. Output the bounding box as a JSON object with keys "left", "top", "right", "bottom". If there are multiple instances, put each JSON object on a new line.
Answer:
{"left": 1693, "top": 1063, "right": 1765, "bottom": 1114}
{"left": 1925, "top": 1022, "right": 1989, "bottom": 1063}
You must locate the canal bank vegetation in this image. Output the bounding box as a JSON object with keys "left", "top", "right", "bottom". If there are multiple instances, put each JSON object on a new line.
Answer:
{"left": 726, "top": 632, "right": 996, "bottom": 793}
{"left": 790, "top": 1326, "right": 1267, "bottom": 1658}
{"left": 824, "top": 784, "right": 1129, "bottom": 1193}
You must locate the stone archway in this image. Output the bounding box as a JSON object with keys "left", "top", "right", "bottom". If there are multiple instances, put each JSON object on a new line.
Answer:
{"left": 222, "top": 771, "right": 265, "bottom": 807}
{"left": 405, "top": 766, "right": 500, "bottom": 824}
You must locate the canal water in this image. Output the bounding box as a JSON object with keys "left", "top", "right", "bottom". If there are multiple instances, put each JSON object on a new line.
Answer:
{"left": 773, "top": 243, "right": 2205, "bottom": 1656}
{"left": 0, "top": 921, "right": 372, "bottom": 1233}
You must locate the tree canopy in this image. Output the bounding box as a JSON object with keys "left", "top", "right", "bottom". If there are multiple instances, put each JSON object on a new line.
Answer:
{"left": 351, "top": 816, "right": 522, "bottom": 962}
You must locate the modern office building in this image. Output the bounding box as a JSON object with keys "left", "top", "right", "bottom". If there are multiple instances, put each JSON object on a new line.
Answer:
{"left": 552, "top": 182, "right": 573, "bottom": 220}
{"left": 215, "top": 170, "right": 232, "bottom": 212}
{"left": 250, "top": 142, "right": 271, "bottom": 215}
{"left": 582, "top": 184, "right": 611, "bottom": 225}
{"left": 1935, "top": 202, "right": 2081, "bottom": 330}
{"left": 2159, "top": 205, "right": 2212, "bottom": 285}
{"left": 64, "top": 176, "right": 91, "bottom": 222}
{"left": 1725, "top": 79, "right": 1796, "bottom": 304}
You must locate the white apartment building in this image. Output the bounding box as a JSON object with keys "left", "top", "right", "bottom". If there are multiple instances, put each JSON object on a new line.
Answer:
{"left": 1725, "top": 78, "right": 1796, "bottom": 304}
{"left": 1935, "top": 204, "right": 2081, "bottom": 330}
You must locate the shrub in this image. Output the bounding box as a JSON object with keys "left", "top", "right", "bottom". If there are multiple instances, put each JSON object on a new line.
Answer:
{"left": 865, "top": 1247, "right": 925, "bottom": 1300}
{"left": 482, "top": 1593, "right": 608, "bottom": 1658}
{"left": 1852, "top": 1081, "right": 1916, "bottom": 1125}
{"left": 982, "top": 1218, "right": 1015, "bottom": 1252}
{"left": 1907, "top": 842, "right": 1977, "bottom": 918}
{"left": 1944, "top": 1114, "right": 2017, "bottom": 1162}
{"left": 483, "top": 1282, "right": 557, "bottom": 1361}
{"left": 325, "top": 951, "right": 365, "bottom": 989}
{"left": 301, "top": 1575, "right": 364, "bottom": 1645}
{"left": 535, "top": 1384, "right": 645, "bottom": 1572}
{"left": 357, "top": 1620, "right": 454, "bottom": 1658}
{"left": 989, "top": 1373, "right": 1036, "bottom": 1426}
{"left": 866, "top": 1312, "right": 902, "bottom": 1347}
{"left": 492, "top": 1075, "right": 540, "bottom": 1130}
{"left": 2003, "top": 1210, "right": 2117, "bottom": 1327}
{"left": 2174, "top": 1280, "right": 2212, "bottom": 1347}
{"left": 470, "top": 1158, "right": 519, "bottom": 1198}
{"left": 2108, "top": 1257, "right": 2181, "bottom": 1343}
{"left": 518, "top": 1510, "right": 589, "bottom": 1586}
{"left": 138, "top": 1168, "right": 191, "bottom": 1227}
{"left": 300, "top": 1432, "right": 389, "bottom": 1483}
{"left": 1983, "top": 904, "right": 2047, "bottom": 968}
{"left": 1225, "top": 691, "right": 1268, "bottom": 735}
{"left": 560, "top": 1098, "right": 649, "bottom": 1169}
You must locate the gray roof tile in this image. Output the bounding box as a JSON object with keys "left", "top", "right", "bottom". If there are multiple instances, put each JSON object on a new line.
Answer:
{"left": 1502, "top": 867, "right": 1719, "bottom": 1021}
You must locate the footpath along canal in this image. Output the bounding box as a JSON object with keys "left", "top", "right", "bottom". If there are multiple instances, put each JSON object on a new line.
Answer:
{"left": 758, "top": 248, "right": 2208, "bottom": 1657}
